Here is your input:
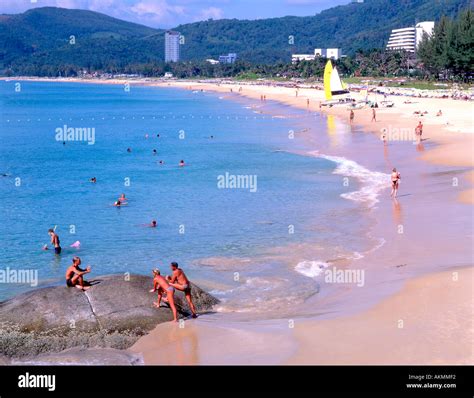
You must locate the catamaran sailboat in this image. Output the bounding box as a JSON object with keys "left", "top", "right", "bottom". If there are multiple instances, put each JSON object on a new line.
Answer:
{"left": 322, "top": 60, "right": 351, "bottom": 106}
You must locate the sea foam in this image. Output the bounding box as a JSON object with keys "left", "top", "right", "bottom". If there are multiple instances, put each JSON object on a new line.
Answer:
{"left": 310, "top": 152, "right": 390, "bottom": 207}
{"left": 294, "top": 260, "right": 329, "bottom": 279}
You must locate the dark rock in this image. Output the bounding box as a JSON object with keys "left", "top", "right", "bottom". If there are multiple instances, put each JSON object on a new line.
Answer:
{"left": 0, "top": 354, "right": 10, "bottom": 365}
{"left": 0, "top": 274, "right": 219, "bottom": 358}
{"left": 12, "top": 347, "right": 143, "bottom": 366}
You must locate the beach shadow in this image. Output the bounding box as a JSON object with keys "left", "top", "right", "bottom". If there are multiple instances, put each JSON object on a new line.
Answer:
{"left": 84, "top": 279, "right": 102, "bottom": 286}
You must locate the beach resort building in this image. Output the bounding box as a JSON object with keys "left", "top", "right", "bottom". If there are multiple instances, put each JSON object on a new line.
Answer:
{"left": 292, "top": 48, "right": 342, "bottom": 63}
{"left": 218, "top": 53, "right": 238, "bottom": 64}
{"left": 315, "top": 48, "right": 342, "bottom": 60}
{"left": 386, "top": 21, "right": 435, "bottom": 53}
{"left": 291, "top": 54, "right": 316, "bottom": 63}
{"left": 165, "top": 31, "right": 181, "bottom": 62}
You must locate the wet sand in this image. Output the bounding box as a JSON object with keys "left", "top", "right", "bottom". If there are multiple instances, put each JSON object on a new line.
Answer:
{"left": 287, "top": 267, "right": 473, "bottom": 365}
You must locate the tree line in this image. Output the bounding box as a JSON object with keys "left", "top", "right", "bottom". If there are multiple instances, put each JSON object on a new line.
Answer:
{"left": 417, "top": 8, "right": 473, "bottom": 81}
{"left": 4, "top": 8, "right": 472, "bottom": 82}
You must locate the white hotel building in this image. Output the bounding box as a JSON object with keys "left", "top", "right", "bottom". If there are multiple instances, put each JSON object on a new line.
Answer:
{"left": 386, "top": 21, "right": 434, "bottom": 53}
{"left": 165, "top": 31, "right": 181, "bottom": 62}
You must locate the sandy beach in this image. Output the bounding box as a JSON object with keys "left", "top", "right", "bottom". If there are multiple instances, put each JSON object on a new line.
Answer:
{"left": 130, "top": 78, "right": 474, "bottom": 364}
{"left": 4, "top": 76, "right": 473, "bottom": 365}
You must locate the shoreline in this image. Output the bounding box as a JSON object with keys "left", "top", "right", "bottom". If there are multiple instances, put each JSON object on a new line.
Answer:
{"left": 140, "top": 78, "right": 473, "bottom": 364}
{"left": 1, "top": 77, "right": 473, "bottom": 364}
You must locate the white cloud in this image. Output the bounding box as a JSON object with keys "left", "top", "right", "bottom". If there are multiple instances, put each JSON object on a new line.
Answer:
{"left": 196, "top": 6, "right": 223, "bottom": 21}
{"left": 0, "top": 0, "right": 222, "bottom": 27}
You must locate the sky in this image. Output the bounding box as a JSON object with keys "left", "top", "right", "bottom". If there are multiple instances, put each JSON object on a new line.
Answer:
{"left": 0, "top": 0, "right": 350, "bottom": 28}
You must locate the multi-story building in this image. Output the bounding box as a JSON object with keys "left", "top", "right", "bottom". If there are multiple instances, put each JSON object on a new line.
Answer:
{"left": 165, "top": 31, "right": 180, "bottom": 62}
{"left": 218, "top": 53, "right": 238, "bottom": 64}
{"left": 386, "top": 21, "right": 434, "bottom": 53}
{"left": 292, "top": 48, "right": 343, "bottom": 63}
{"left": 314, "top": 48, "right": 342, "bottom": 60}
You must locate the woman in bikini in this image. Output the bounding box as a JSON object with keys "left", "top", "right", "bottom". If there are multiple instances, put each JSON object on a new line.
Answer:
{"left": 391, "top": 168, "right": 401, "bottom": 198}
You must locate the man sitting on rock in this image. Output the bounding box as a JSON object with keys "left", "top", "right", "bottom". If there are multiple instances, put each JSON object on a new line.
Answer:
{"left": 166, "top": 262, "right": 198, "bottom": 318}
{"left": 149, "top": 269, "right": 178, "bottom": 322}
{"left": 65, "top": 256, "right": 91, "bottom": 291}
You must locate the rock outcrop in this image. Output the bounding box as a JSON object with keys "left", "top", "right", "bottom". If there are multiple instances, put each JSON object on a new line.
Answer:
{"left": 0, "top": 274, "right": 219, "bottom": 359}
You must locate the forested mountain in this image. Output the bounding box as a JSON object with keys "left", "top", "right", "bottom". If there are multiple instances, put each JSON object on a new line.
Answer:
{"left": 0, "top": 0, "right": 471, "bottom": 75}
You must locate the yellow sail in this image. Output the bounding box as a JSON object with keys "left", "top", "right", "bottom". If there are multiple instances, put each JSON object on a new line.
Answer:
{"left": 323, "top": 60, "right": 333, "bottom": 101}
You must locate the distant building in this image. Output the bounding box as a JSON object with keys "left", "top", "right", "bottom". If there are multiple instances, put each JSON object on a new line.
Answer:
{"left": 218, "top": 53, "right": 238, "bottom": 64}
{"left": 314, "top": 48, "right": 342, "bottom": 60}
{"left": 206, "top": 59, "right": 220, "bottom": 65}
{"left": 291, "top": 54, "right": 316, "bottom": 63}
{"left": 164, "top": 72, "right": 174, "bottom": 78}
{"left": 386, "top": 21, "right": 434, "bottom": 53}
{"left": 165, "top": 31, "right": 180, "bottom": 62}
{"left": 352, "top": 0, "right": 364, "bottom": 3}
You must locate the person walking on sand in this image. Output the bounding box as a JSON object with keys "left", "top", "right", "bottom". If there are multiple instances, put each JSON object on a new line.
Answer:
{"left": 48, "top": 228, "right": 62, "bottom": 255}
{"left": 349, "top": 110, "right": 355, "bottom": 124}
{"left": 417, "top": 121, "right": 423, "bottom": 139}
{"left": 149, "top": 269, "right": 178, "bottom": 322}
{"left": 390, "top": 168, "right": 401, "bottom": 198}
{"left": 372, "top": 108, "right": 376, "bottom": 122}
{"left": 65, "top": 256, "right": 91, "bottom": 291}
{"left": 166, "top": 262, "right": 197, "bottom": 318}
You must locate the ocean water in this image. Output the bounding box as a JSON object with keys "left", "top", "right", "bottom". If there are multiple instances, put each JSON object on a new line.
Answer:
{"left": 0, "top": 81, "right": 382, "bottom": 316}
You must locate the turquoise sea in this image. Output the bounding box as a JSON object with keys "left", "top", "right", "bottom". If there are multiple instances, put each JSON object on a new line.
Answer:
{"left": 0, "top": 81, "right": 380, "bottom": 316}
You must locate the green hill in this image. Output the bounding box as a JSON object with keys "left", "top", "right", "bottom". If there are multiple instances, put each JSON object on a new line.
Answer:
{"left": 0, "top": 0, "right": 471, "bottom": 75}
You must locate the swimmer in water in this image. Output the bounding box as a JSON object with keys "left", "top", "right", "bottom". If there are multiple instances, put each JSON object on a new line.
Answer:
{"left": 90, "top": 177, "right": 97, "bottom": 183}
{"left": 145, "top": 134, "right": 149, "bottom": 139}
{"left": 118, "top": 193, "right": 127, "bottom": 201}
{"left": 150, "top": 220, "right": 157, "bottom": 227}
{"left": 179, "top": 160, "right": 185, "bottom": 167}
{"left": 114, "top": 200, "right": 121, "bottom": 207}
{"left": 153, "top": 149, "right": 157, "bottom": 155}
{"left": 158, "top": 160, "right": 164, "bottom": 165}
{"left": 127, "top": 148, "right": 132, "bottom": 153}
{"left": 157, "top": 134, "right": 160, "bottom": 138}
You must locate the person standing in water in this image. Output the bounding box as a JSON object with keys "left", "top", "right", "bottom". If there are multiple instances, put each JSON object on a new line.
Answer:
{"left": 349, "top": 110, "right": 355, "bottom": 124}
{"left": 390, "top": 168, "right": 401, "bottom": 198}
{"left": 372, "top": 108, "right": 377, "bottom": 122}
{"left": 48, "top": 228, "right": 61, "bottom": 255}
{"left": 149, "top": 269, "right": 178, "bottom": 322}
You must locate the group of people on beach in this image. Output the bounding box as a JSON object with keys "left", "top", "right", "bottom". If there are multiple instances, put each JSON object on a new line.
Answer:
{"left": 149, "top": 262, "right": 198, "bottom": 322}
{"left": 61, "top": 254, "right": 197, "bottom": 322}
